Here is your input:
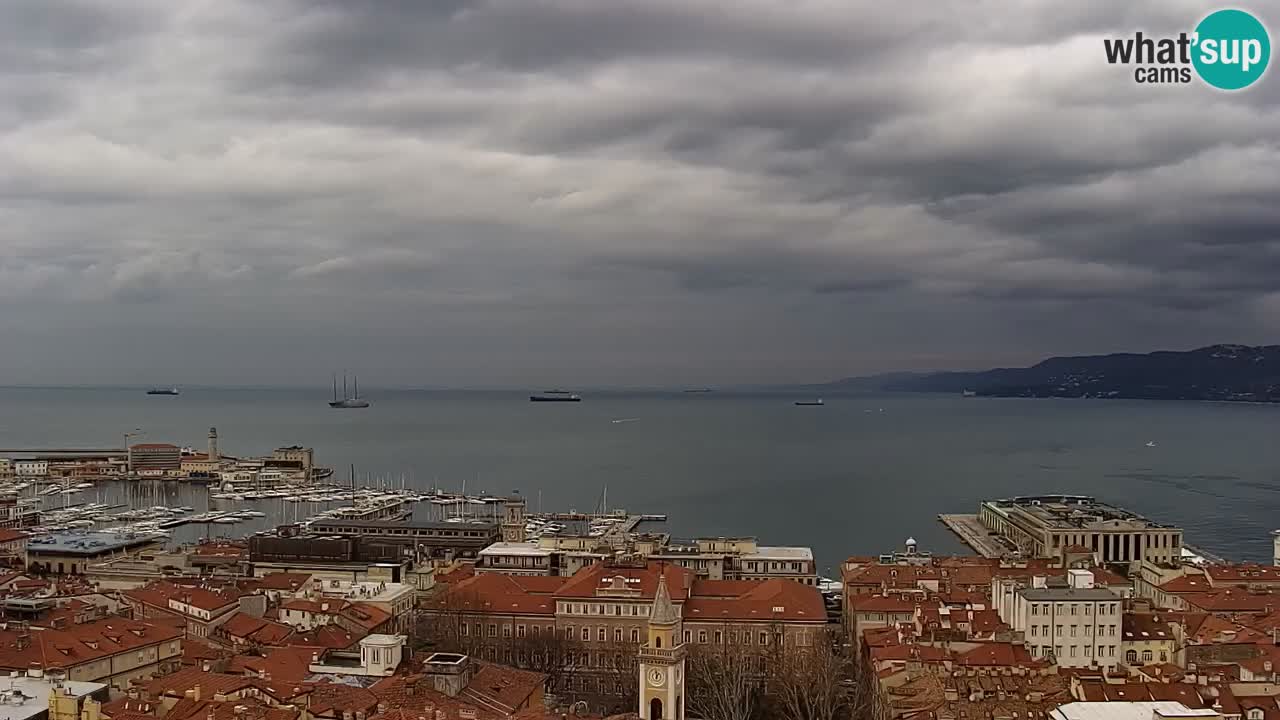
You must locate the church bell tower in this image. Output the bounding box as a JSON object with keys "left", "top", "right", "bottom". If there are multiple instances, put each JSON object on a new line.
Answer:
{"left": 638, "top": 569, "right": 685, "bottom": 720}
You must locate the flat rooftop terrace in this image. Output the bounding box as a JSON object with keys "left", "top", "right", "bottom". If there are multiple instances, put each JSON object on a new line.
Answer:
{"left": 985, "top": 496, "right": 1179, "bottom": 531}
{"left": 26, "top": 531, "right": 162, "bottom": 555}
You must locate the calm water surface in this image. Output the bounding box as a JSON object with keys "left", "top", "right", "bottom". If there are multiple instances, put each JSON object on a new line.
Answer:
{"left": 2, "top": 387, "right": 1278, "bottom": 573}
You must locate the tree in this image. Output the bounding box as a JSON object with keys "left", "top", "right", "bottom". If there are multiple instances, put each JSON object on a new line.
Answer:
{"left": 686, "top": 627, "right": 763, "bottom": 720}
{"left": 416, "top": 588, "right": 482, "bottom": 655}
{"left": 767, "top": 628, "right": 870, "bottom": 720}
{"left": 596, "top": 639, "right": 640, "bottom": 713}
{"left": 512, "top": 629, "right": 582, "bottom": 692}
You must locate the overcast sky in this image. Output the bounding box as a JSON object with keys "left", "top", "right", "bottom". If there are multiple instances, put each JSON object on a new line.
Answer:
{"left": 1, "top": 0, "right": 1278, "bottom": 388}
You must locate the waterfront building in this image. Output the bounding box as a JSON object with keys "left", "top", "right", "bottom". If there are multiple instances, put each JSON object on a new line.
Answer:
{"left": 25, "top": 532, "right": 166, "bottom": 575}
{"left": 0, "top": 496, "right": 40, "bottom": 529}
{"left": 0, "top": 459, "right": 10, "bottom": 480}
{"left": 651, "top": 537, "right": 818, "bottom": 585}
{"left": 127, "top": 443, "right": 181, "bottom": 475}
{"left": 1051, "top": 702, "right": 1220, "bottom": 720}
{"left": 13, "top": 459, "right": 47, "bottom": 477}
{"left": 991, "top": 569, "right": 1123, "bottom": 667}
{"left": 304, "top": 519, "right": 500, "bottom": 559}
{"left": 978, "top": 495, "right": 1183, "bottom": 565}
{"left": 247, "top": 534, "right": 413, "bottom": 584}
{"left": 478, "top": 542, "right": 554, "bottom": 575}
{"left": 272, "top": 445, "right": 312, "bottom": 475}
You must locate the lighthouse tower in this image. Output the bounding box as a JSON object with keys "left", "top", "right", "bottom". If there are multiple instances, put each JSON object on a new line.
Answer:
{"left": 208, "top": 427, "right": 220, "bottom": 462}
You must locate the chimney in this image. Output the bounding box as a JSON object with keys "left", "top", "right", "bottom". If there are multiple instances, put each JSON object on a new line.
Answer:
{"left": 343, "top": 712, "right": 354, "bottom": 720}
{"left": 194, "top": 685, "right": 201, "bottom": 702}
{"left": 202, "top": 661, "right": 211, "bottom": 672}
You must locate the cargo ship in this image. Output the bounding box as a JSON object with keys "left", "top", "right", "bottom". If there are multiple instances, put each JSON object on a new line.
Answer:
{"left": 530, "top": 390, "right": 581, "bottom": 402}
{"left": 147, "top": 388, "right": 180, "bottom": 396}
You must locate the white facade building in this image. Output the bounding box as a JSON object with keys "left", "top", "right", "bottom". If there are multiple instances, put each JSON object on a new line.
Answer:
{"left": 994, "top": 569, "right": 1123, "bottom": 668}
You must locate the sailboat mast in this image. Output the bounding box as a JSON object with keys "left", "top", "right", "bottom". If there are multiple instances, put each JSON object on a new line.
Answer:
{"left": 343, "top": 374, "right": 348, "bottom": 401}
{"left": 332, "top": 374, "right": 338, "bottom": 402}
{"left": 354, "top": 375, "right": 359, "bottom": 399}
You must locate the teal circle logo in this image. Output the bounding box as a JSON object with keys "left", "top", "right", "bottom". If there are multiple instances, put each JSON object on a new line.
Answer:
{"left": 1192, "top": 9, "right": 1271, "bottom": 90}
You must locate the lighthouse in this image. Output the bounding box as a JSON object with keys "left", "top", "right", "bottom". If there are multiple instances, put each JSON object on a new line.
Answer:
{"left": 208, "top": 427, "right": 219, "bottom": 462}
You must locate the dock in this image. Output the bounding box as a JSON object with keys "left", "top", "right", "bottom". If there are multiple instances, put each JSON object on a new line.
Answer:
{"left": 938, "top": 513, "right": 1012, "bottom": 558}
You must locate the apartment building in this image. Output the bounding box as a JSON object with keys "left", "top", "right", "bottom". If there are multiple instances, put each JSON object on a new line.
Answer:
{"left": 0, "top": 614, "right": 182, "bottom": 691}
{"left": 992, "top": 569, "right": 1123, "bottom": 667}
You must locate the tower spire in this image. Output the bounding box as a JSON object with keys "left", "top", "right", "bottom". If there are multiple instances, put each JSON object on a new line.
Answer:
{"left": 651, "top": 567, "right": 679, "bottom": 626}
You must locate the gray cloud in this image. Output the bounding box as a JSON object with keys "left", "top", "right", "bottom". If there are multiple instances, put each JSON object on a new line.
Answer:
{"left": 0, "top": 0, "right": 1277, "bottom": 386}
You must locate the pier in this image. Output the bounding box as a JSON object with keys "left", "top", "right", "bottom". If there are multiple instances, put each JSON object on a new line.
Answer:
{"left": 938, "top": 513, "right": 1011, "bottom": 558}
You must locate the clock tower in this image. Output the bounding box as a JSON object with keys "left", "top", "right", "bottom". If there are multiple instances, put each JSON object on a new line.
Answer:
{"left": 638, "top": 569, "right": 685, "bottom": 720}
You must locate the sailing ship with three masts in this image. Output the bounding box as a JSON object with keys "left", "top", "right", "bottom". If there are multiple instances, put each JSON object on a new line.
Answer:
{"left": 328, "top": 373, "right": 370, "bottom": 409}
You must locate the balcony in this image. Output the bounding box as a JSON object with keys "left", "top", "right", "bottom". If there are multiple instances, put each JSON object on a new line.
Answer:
{"left": 638, "top": 645, "right": 686, "bottom": 663}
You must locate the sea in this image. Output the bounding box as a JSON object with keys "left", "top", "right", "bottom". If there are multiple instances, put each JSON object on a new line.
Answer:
{"left": 2, "top": 385, "right": 1278, "bottom": 575}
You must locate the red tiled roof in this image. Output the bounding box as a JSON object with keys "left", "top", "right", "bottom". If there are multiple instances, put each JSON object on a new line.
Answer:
{"left": 284, "top": 626, "right": 358, "bottom": 650}
{"left": 848, "top": 595, "right": 926, "bottom": 613}
{"left": 280, "top": 599, "right": 337, "bottom": 614}
{"left": 554, "top": 561, "right": 692, "bottom": 600}
{"left": 954, "top": 642, "right": 1035, "bottom": 667}
{"left": 221, "top": 612, "right": 269, "bottom": 639}
{"left": 370, "top": 660, "right": 544, "bottom": 719}
{"left": 0, "top": 529, "right": 28, "bottom": 544}
{"left": 254, "top": 573, "right": 311, "bottom": 591}
{"left": 684, "top": 578, "right": 825, "bottom": 623}
{"left": 338, "top": 602, "right": 391, "bottom": 632}
{"left": 0, "top": 614, "right": 180, "bottom": 672}
{"left": 1159, "top": 574, "right": 1212, "bottom": 593}
{"left": 1183, "top": 589, "right": 1280, "bottom": 613}
{"left": 307, "top": 682, "right": 378, "bottom": 716}
{"left": 229, "top": 646, "right": 316, "bottom": 683}
{"left": 869, "top": 644, "right": 951, "bottom": 662}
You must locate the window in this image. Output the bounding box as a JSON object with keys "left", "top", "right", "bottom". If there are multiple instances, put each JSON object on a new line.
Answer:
{"left": 631, "top": 628, "right": 640, "bottom": 643}
{"left": 598, "top": 627, "right": 606, "bottom": 642}
{"left": 1056, "top": 625, "right": 1062, "bottom": 636}
{"left": 461, "top": 624, "right": 468, "bottom": 636}
{"left": 1160, "top": 651, "right": 1168, "bottom": 662}
{"left": 760, "top": 632, "right": 769, "bottom": 646}
{"left": 581, "top": 627, "right": 590, "bottom": 641}
{"left": 1030, "top": 626, "right": 1037, "bottom": 637}
{"left": 502, "top": 625, "right": 511, "bottom": 638}
{"left": 1085, "top": 605, "right": 1092, "bottom": 615}
{"left": 1069, "top": 646, "right": 1077, "bottom": 658}
{"left": 488, "top": 624, "right": 497, "bottom": 638}
{"left": 564, "top": 627, "right": 574, "bottom": 640}
{"left": 1142, "top": 650, "right": 1153, "bottom": 662}
{"left": 1032, "top": 605, "right": 1039, "bottom": 616}
{"left": 1248, "top": 710, "right": 1265, "bottom": 720}
{"left": 516, "top": 625, "right": 525, "bottom": 638}
{"left": 1085, "top": 646, "right": 1092, "bottom": 657}
{"left": 698, "top": 631, "right": 707, "bottom": 643}
{"left": 531, "top": 625, "right": 539, "bottom": 638}
{"left": 1070, "top": 626, "right": 1077, "bottom": 637}
{"left": 714, "top": 631, "right": 722, "bottom": 644}
{"left": 683, "top": 630, "right": 691, "bottom": 643}
{"left": 1070, "top": 604, "right": 1077, "bottom": 615}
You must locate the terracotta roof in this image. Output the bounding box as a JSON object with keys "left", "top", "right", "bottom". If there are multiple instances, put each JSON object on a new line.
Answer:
{"left": 337, "top": 602, "right": 391, "bottom": 632}
{"left": 953, "top": 643, "right": 1036, "bottom": 667}
{"left": 0, "top": 614, "right": 181, "bottom": 672}
{"left": 684, "top": 578, "right": 825, "bottom": 623}
{"left": 553, "top": 561, "right": 692, "bottom": 600}
{"left": 848, "top": 594, "right": 925, "bottom": 613}
{"left": 284, "top": 626, "right": 359, "bottom": 650}
{"left": 869, "top": 644, "right": 951, "bottom": 662}
{"left": 221, "top": 612, "right": 270, "bottom": 639}
{"left": 369, "top": 660, "right": 545, "bottom": 720}
{"left": 1183, "top": 589, "right": 1280, "bottom": 613}
{"left": 444, "top": 574, "right": 558, "bottom": 617}
{"left": 145, "top": 667, "right": 266, "bottom": 698}
{"left": 280, "top": 599, "right": 337, "bottom": 614}
{"left": 125, "top": 580, "right": 240, "bottom": 615}
{"left": 307, "top": 682, "right": 379, "bottom": 716}
{"left": 0, "top": 529, "right": 28, "bottom": 544}
{"left": 1123, "top": 613, "right": 1175, "bottom": 640}
{"left": 254, "top": 573, "right": 312, "bottom": 591}
{"left": 1159, "top": 574, "right": 1212, "bottom": 593}
{"left": 1206, "top": 564, "right": 1280, "bottom": 585}
{"left": 229, "top": 646, "right": 316, "bottom": 683}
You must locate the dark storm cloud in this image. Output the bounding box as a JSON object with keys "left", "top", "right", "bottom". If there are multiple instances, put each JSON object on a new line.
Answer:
{"left": 1, "top": 0, "right": 1278, "bottom": 386}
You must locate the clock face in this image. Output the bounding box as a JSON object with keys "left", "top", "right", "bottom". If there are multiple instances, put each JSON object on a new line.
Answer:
{"left": 648, "top": 668, "right": 666, "bottom": 687}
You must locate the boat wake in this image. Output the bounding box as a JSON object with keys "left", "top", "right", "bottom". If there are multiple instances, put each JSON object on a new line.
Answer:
{"left": 611, "top": 418, "right": 640, "bottom": 424}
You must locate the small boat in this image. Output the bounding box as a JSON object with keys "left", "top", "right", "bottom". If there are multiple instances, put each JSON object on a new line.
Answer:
{"left": 962, "top": 390, "right": 977, "bottom": 397}
{"left": 794, "top": 398, "right": 825, "bottom": 406}
{"left": 147, "top": 387, "right": 180, "bottom": 396}
{"left": 1146, "top": 441, "right": 1157, "bottom": 448}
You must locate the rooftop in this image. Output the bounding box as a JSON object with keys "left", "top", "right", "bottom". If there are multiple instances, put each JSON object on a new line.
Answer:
{"left": 1020, "top": 586, "right": 1120, "bottom": 601}
{"left": 984, "top": 496, "right": 1179, "bottom": 531}
{"left": 743, "top": 546, "right": 814, "bottom": 561}
{"left": 26, "top": 530, "right": 163, "bottom": 555}
{"left": 313, "top": 579, "right": 412, "bottom": 602}
{"left": 0, "top": 676, "right": 107, "bottom": 720}
{"left": 1051, "top": 702, "right": 1217, "bottom": 720}
{"left": 479, "top": 543, "right": 552, "bottom": 557}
